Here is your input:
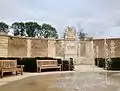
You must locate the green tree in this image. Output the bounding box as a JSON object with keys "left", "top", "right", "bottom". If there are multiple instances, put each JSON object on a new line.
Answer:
{"left": 11, "top": 22, "right": 58, "bottom": 38}
{"left": 77, "top": 23, "right": 87, "bottom": 39}
{"left": 25, "top": 22, "right": 41, "bottom": 37}
{"left": 78, "top": 28, "right": 87, "bottom": 39}
{"left": 11, "top": 22, "right": 25, "bottom": 36}
{"left": 41, "top": 23, "right": 58, "bottom": 38}
{"left": 0, "top": 22, "right": 9, "bottom": 33}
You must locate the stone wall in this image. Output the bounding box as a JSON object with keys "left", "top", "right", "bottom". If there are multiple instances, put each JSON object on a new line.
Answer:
{"left": 93, "top": 39, "right": 105, "bottom": 58}
{"left": 93, "top": 38, "right": 120, "bottom": 58}
{"left": 114, "top": 39, "right": 120, "bottom": 57}
{"left": 78, "top": 41, "right": 94, "bottom": 65}
{"left": 0, "top": 35, "right": 94, "bottom": 64}
{"left": 0, "top": 35, "right": 48, "bottom": 57}
{"left": 0, "top": 35, "right": 8, "bottom": 57}
{"left": 8, "top": 37, "right": 27, "bottom": 57}
{"left": 30, "top": 39, "right": 48, "bottom": 57}
{"left": 55, "top": 40, "right": 64, "bottom": 58}
{"left": 2, "top": 35, "right": 120, "bottom": 65}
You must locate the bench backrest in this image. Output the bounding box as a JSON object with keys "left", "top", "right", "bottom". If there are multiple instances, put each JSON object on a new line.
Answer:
{"left": 37, "top": 60, "right": 58, "bottom": 66}
{"left": 0, "top": 60, "right": 17, "bottom": 68}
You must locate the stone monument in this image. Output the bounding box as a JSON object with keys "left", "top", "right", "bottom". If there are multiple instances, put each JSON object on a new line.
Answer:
{"left": 64, "top": 26, "right": 78, "bottom": 64}
{"left": 65, "top": 26, "right": 76, "bottom": 39}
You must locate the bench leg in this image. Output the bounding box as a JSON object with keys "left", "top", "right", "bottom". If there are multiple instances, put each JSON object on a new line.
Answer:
{"left": 60, "top": 67, "right": 61, "bottom": 71}
{"left": 37, "top": 67, "right": 41, "bottom": 72}
{"left": 16, "top": 71, "right": 18, "bottom": 75}
{"left": 39, "top": 68, "right": 41, "bottom": 73}
{"left": 59, "top": 66, "right": 61, "bottom": 71}
{"left": 21, "top": 71, "right": 23, "bottom": 75}
{"left": 21, "top": 68, "right": 23, "bottom": 75}
{"left": 1, "top": 71, "right": 3, "bottom": 78}
{"left": 37, "top": 67, "right": 39, "bottom": 72}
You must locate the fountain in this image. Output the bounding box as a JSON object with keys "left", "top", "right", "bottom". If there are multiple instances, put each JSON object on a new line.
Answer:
{"left": 96, "top": 46, "right": 99, "bottom": 67}
{"left": 110, "top": 41, "right": 115, "bottom": 58}
{"left": 104, "top": 38, "right": 112, "bottom": 85}
{"left": 91, "top": 40, "right": 95, "bottom": 71}
{"left": 104, "top": 38, "right": 109, "bottom": 70}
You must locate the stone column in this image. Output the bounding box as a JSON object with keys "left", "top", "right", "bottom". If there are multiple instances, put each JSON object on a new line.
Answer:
{"left": 61, "top": 40, "right": 65, "bottom": 60}
{"left": 91, "top": 41, "right": 95, "bottom": 65}
{"left": 48, "top": 39, "right": 56, "bottom": 58}
{"left": 27, "top": 39, "right": 31, "bottom": 57}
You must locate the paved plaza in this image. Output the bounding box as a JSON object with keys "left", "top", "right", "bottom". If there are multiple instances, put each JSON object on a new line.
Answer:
{"left": 0, "top": 65, "right": 105, "bottom": 86}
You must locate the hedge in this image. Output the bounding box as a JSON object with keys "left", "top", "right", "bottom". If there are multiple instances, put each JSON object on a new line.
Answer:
{"left": 95, "top": 57, "right": 120, "bottom": 70}
{"left": 0, "top": 57, "right": 74, "bottom": 72}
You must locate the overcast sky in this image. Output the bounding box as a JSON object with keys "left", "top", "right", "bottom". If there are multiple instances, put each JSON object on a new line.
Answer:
{"left": 1, "top": 0, "right": 120, "bottom": 38}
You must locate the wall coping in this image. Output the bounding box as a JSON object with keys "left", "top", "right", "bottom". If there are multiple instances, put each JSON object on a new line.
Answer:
{"left": 1, "top": 34, "right": 120, "bottom": 41}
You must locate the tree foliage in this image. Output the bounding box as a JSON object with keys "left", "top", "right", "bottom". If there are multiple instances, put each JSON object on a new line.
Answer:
{"left": 0, "top": 22, "right": 9, "bottom": 33}
{"left": 41, "top": 23, "right": 58, "bottom": 38}
{"left": 11, "top": 22, "right": 25, "bottom": 36}
{"left": 77, "top": 22, "right": 87, "bottom": 39}
{"left": 25, "top": 22, "right": 41, "bottom": 37}
{"left": 10, "top": 22, "right": 58, "bottom": 38}
{"left": 78, "top": 28, "right": 87, "bottom": 39}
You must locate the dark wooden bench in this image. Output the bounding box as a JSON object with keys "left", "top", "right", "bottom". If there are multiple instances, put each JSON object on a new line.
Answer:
{"left": 0, "top": 60, "right": 23, "bottom": 78}
{"left": 37, "top": 60, "right": 61, "bottom": 72}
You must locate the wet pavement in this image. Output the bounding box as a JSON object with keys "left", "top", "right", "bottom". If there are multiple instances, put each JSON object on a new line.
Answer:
{"left": 0, "top": 72, "right": 120, "bottom": 91}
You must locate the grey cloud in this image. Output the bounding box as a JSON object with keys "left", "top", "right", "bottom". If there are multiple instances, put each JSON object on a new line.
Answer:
{"left": 0, "top": 0, "right": 120, "bottom": 38}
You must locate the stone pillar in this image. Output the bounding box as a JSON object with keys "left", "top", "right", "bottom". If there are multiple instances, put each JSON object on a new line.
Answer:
{"left": 89, "top": 41, "right": 95, "bottom": 65}
{"left": 27, "top": 39, "right": 31, "bottom": 57}
{"left": 61, "top": 40, "right": 65, "bottom": 59}
{"left": 48, "top": 39, "right": 56, "bottom": 58}
{"left": 86, "top": 41, "right": 91, "bottom": 57}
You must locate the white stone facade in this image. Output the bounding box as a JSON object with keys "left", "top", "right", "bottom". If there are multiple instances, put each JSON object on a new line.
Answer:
{"left": 57, "top": 26, "right": 94, "bottom": 65}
